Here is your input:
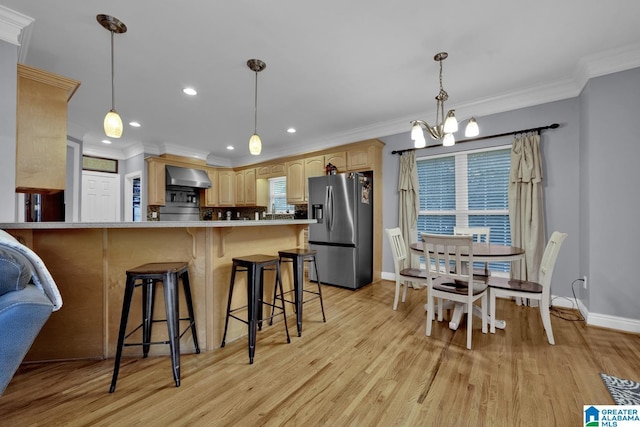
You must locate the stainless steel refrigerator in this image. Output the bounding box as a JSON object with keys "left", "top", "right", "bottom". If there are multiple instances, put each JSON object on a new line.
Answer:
{"left": 308, "top": 172, "right": 373, "bottom": 289}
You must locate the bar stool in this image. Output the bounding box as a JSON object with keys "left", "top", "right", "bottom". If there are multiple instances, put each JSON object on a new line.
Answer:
{"left": 273, "top": 248, "right": 326, "bottom": 337}
{"left": 110, "top": 262, "right": 199, "bottom": 393}
{"left": 221, "top": 254, "right": 291, "bottom": 364}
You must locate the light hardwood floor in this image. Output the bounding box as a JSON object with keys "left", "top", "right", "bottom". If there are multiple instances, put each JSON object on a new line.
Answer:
{"left": 1, "top": 280, "right": 639, "bottom": 426}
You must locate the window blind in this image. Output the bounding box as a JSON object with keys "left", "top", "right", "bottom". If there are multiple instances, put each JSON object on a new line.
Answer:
{"left": 416, "top": 146, "right": 512, "bottom": 272}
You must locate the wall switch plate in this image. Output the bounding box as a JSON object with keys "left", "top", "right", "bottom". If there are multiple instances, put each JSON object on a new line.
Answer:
{"left": 152, "top": 211, "right": 157, "bottom": 219}
{"left": 583, "top": 275, "right": 587, "bottom": 289}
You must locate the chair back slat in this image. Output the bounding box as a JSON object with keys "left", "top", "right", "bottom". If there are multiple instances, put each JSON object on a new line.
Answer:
{"left": 453, "top": 226, "right": 491, "bottom": 244}
{"left": 421, "top": 233, "right": 474, "bottom": 296}
{"left": 385, "top": 228, "right": 407, "bottom": 274}
{"left": 539, "top": 231, "right": 568, "bottom": 301}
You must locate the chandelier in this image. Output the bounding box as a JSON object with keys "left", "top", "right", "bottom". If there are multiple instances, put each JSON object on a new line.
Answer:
{"left": 410, "top": 52, "right": 479, "bottom": 148}
{"left": 97, "top": 14, "right": 127, "bottom": 139}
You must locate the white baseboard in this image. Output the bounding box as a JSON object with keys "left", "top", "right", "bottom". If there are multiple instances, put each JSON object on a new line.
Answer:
{"left": 586, "top": 312, "right": 640, "bottom": 334}
{"left": 551, "top": 294, "right": 640, "bottom": 333}
{"left": 381, "top": 272, "right": 395, "bottom": 281}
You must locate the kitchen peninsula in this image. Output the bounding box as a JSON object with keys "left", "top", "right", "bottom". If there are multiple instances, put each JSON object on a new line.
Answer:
{"left": 0, "top": 220, "right": 315, "bottom": 362}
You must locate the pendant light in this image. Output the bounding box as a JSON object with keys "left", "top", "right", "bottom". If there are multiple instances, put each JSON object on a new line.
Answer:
{"left": 97, "top": 14, "right": 127, "bottom": 138}
{"left": 247, "top": 59, "right": 266, "bottom": 155}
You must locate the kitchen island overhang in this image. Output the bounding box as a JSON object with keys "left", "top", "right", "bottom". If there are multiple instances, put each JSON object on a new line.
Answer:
{"left": 0, "top": 220, "right": 316, "bottom": 362}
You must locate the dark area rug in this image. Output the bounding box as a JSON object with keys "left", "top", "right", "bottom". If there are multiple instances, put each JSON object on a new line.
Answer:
{"left": 600, "top": 373, "right": 640, "bottom": 405}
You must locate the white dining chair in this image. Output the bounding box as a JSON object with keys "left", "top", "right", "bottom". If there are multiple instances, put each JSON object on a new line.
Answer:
{"left": 453, "top": 226, "right": 491, "bottom": 275}
{"left": 385, "top": 228, "right": 429, "bottom": 310}
{"left": 487, "top": 231, "right": 567, "bottom": 345}
{"left": 421, "top": 232, "right": 488, "bottom": 350}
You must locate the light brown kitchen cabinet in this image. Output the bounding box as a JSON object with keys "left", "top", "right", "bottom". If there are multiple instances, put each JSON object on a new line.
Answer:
{"left": 285, "top": 159, "right": 305, "bottom": 204}
{"left": 234, "top": 170, "right": 245, "bottom": 205}
{"left": 217, "top": 169, "right": 235, "bottom": 206}
{"left": 204, "top": 168, "right": 218, "bottom": 207}
{"left": 15, "top": 64, "right": 80, "bottom": 193}
{"left": 233, "top": 168, "right": 256, "bottom": 206}
{"left": 304, "top": 155, "right": 325, "bottom": 201}
{"left": 146, "top": 158, "right": 166, "bottom": 205}
{"left": 324, "top": 151, "right": 347, "bottom": 173}
{"left": 347, "top": 143, "right": 378, "bottom": 171}
{"left": 304, "top": 155, "right": 325, "bottom": 179}
{"left": 256, "top": 162, "right": 285, "bottom": 179}
{"left": 244, "top": 168, "right": 256, "bottom": 205}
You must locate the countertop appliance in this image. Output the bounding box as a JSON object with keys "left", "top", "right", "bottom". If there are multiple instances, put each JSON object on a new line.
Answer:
{"left": 308, "top": 172, "right": 373, "bottom": 289}
{"left": 159, "top": 186, "right": 200, "bottom": 221}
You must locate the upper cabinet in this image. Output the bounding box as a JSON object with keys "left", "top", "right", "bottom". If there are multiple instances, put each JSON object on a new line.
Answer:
{"left": 285, "top": 159, "right": 305, "bottom": 204}
{"left": 217, "top": 169, "right": 235, "bottom": 206}
{"left": 244, "top": 168, "right": 256, "bottom": 205}
{"left": 146, "top": 158, "right": 166, "bottom": 205}
{"left": 347, "top": 142, "right": 379, "bottom": 171}
{"left": 204, "top": 168, "right": 218, "bottom": 207}
{"left": 304, "top": 155, "right": 325, "bottom": 179}
{"left": 235, "top": 168, "right": 256, "bottom": 206}
{"left": 324, "top": 151, "right": 347, "bottom": 173}
{"left": 256, "top": 162, "right": 285, "bottom": 179}
{"left": 234, "top": 168, "right": 256, "bottom": 206}
{"left": 15, "top": 64, "right": 80, "bottom": 193}
{"left": 234, "top": 170, "right": 245, "bottom": 205}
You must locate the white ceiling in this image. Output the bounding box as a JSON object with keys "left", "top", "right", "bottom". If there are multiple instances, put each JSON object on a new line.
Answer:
{"left": 3, "top": 1, "right": 640, "bottom": 166}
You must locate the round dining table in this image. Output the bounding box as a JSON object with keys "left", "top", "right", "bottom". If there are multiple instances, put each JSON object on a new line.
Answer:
{"left": 409, "top": 241, "right": 525, "bottom": 330}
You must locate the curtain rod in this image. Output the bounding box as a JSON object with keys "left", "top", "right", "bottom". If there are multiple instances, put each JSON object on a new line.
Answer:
{"left": 391, "top": 123, "right": 560, "bottom": 155}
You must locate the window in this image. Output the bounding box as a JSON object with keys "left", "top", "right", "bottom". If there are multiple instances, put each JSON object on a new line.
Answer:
{"left": 269, "top": 177, "right": 294, "bottom": 213}
{"left": 416, "top": 146, "right": 512, "bottom": 272}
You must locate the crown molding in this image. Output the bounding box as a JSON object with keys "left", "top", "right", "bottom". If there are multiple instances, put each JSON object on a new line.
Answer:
{"left": 161, "top": 143, "right": 210, "bottom": 162}
{"left": 0, "top": 5, "right": 33, "bottom": 46}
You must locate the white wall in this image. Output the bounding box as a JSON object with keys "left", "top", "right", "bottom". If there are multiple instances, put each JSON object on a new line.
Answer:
{"left": 580, "top": 67, "right": 640, "bottom": 321}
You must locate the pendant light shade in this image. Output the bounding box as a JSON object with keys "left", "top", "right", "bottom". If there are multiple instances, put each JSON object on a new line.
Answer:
{"left": 249, "top": 133, "right": 262, "bottom": 155}
{"left": 97, "top": 14, "right": 127, "bottom": 138}
{"left": 443, "top": 133, "right": 455, "bottom": 147}
{"left": 247, "top": 59, "right": 266, "bottom": 156}
{"left": 465, "top": 117, "right": 479, "bottom": 137}
{"left": 443, "top": 110, "right": 458, "bottom": 134}
{"left": 104, "top": 109, "right": 123, "bottom": 138}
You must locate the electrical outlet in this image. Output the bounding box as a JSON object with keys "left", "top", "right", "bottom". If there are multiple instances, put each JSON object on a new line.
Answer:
{"left": 583, "top": 275, "right": 587, "bottom": 289}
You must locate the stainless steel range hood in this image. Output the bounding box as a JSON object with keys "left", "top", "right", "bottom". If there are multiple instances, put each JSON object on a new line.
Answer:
{"left": 165, "top": 165, "right": 211, "bottom": 189}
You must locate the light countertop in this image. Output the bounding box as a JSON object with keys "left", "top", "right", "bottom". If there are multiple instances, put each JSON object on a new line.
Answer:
{"left": 0, "top": 219, "right": 316, "bottom": 230}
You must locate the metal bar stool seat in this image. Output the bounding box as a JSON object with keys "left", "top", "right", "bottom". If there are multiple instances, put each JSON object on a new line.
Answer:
{"left": 273, "top": 248, "right": 326, "bottom": 337}
{"left": 221, "top": 254, "right": 291, "bottom": 364}
{"left": 110, "top": 262, "right": 199, "bottom": 392}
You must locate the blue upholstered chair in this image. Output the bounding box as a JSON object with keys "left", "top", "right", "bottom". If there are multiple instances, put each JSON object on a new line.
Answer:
{"left": 0, "top": 230, "right": 62, "bottom": 395}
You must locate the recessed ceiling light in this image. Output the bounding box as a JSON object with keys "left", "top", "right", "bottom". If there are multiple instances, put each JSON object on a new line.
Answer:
{"left": 183, "top": 87, "right": 197, "bottom": 96}
{"left": 287, "top": 128, "right": 296, "bottom": 133}
{"left": 102, "top": 139, "right": 112, "bottom": 144}
{"left": 226, "top": 145, "right": 234, "bottom": 150}
{"left": 129, "top": 121, "right": 141, "bottom": 127}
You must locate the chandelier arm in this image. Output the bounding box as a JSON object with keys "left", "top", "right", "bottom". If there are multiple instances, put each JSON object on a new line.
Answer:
{"left": 411, "top": 120, "right": 443, "bottom": 140}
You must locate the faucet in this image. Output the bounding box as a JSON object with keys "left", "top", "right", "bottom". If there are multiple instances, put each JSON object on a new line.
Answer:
{"left": 271, "top": 203, "right": 276, "bottom": 220}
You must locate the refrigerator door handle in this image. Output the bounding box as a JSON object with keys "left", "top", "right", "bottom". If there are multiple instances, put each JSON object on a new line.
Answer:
{"left": 327, "top": 185, "right": 334, "bottom": 231}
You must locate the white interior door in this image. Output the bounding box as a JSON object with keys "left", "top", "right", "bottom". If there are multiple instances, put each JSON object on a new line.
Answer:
{"left": 81, "top": 171, "right": 121, "bottom": 222}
